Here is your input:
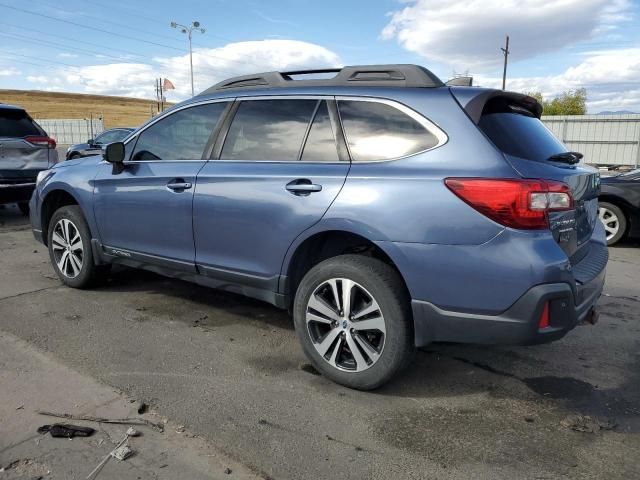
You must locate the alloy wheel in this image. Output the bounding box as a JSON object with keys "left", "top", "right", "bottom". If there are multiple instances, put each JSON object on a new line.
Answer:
{"left": 51, "top": 218, "right": 84, "bottom": 278}
{"left": 598, "top": 206, "right": 619, "bottom": 242}
{"left": 306, "top": 278, "right": 386, "bottom": 372}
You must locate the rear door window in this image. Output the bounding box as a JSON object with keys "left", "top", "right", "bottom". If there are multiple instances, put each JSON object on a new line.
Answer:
{"left": 301, "top": 101, "right": 339, "bottom": 162}
{"left": 478, "top": 101, "right": 566, "bottom": 161}
{"left": 0, "top": 109, "right": 44, "bottom": 137}
{"left": 337, "top": 100, "right": 438, "bottom": 161}
{"left": 221, "top": 99, "right": 317, "bottom": 161}
{"left": 131, "top": 102, "right": 227, "bottom": 161}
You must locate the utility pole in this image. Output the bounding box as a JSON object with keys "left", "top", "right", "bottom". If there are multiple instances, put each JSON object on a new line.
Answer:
{"left": 170, "top": 20, "right": 206, "bottom": 97}
{"left": 501, "top": 35, "right": 510, "bottom": 91}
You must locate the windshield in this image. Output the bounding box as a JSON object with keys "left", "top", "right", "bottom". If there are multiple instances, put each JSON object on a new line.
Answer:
{"left": 478, "top": 112, "right": 567, "bottom": 161}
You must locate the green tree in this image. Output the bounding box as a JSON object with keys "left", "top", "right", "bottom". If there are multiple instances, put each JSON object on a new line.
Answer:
{"left": 524, "top": 88, "right": 587, "bottom": 115}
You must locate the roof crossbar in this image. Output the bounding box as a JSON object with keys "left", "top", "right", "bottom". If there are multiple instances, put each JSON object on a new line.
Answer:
{"left": 199, "top": 64, "right": 444, "bottom": 95}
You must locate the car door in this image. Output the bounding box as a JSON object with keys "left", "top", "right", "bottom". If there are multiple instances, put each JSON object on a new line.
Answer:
{"left": 93, "top": 101, "right": 229, "bottom": 271}
{"left": 193, "top": 97, "right": 350, "bottom": 294}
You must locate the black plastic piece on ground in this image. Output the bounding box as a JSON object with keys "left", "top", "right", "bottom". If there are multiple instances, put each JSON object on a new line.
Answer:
{"left": 37, "top": 423, "right": 96, "bottom": 438}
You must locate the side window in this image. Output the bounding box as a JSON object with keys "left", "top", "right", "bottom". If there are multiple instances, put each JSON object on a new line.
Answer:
{"left": 338, "top": 100, "right": 438, "bottom": 161}
{"left": 301, "top": 101, "right": 339, "bottom": 162}
{"left": 131, "top": 102, "right": 227, "bottom": 161}
{"left": 221, "top": 99, "right": 317, "bottom": 161}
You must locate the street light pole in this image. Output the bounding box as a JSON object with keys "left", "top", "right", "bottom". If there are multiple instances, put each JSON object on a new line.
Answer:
{"left": 170, "top": 20, "right": 206, "bottom": 97}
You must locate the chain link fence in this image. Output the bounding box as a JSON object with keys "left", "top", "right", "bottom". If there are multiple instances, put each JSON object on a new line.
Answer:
{"left": 542, "top": 114, "right": 640, "bottom": 168}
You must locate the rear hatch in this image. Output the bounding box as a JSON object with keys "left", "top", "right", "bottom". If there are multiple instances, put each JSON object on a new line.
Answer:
{"left": 453, "top": 89, "right": 600, "bottom": 263}
{"left": 0, "top": 107, "right": 56, "bottom": 178}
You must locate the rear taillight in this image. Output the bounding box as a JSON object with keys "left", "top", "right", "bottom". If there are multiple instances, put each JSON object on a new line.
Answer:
{"left": 444, "top": 178, "right": 573, "bottom": 230}
{"left": 25, "top": 136, "right": 57, "bottom": 149}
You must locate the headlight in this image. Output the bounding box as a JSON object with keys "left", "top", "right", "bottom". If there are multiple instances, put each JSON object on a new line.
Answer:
{"left": 36, "top": 170, "right": 49, "bottom": 187}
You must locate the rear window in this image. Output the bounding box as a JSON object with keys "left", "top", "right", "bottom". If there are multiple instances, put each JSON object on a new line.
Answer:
{"left": 0, "top": 109, "right": 43, "bottom": 137}
{"left": 478, "top": 100, "right": 566, "bottom": 161}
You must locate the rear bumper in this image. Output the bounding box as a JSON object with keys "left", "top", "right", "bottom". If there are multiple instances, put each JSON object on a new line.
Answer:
{"left": 0, "top": 182, "right": 36, "bottom": 204}
{"left": 412, "top": 267, "right": 605, "bottom": 347}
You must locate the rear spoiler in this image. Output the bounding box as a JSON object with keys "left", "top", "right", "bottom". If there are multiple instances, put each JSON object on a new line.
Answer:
{"left": 449, "top": 87, "right": 543, "bottom": 123}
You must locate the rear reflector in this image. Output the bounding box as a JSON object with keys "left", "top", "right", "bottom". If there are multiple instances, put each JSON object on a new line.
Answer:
{"left": 538, "top": 302, "right": 550, "bottom": 330}
{"left": 444, "top": 178, "right": 573, "bottom": 229}
{"left": 25, "top": 136, "right": 57, "bottom": 149}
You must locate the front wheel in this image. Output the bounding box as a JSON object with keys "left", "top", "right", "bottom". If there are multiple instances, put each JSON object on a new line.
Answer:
{"left": 293, "top": 255, "right": 414, "bottom": 390}
{"left": 48, "top": 205, "right": 109, "bottom": 288}
{"left": 598, "top": 201, "right": 626, "bottom": 246}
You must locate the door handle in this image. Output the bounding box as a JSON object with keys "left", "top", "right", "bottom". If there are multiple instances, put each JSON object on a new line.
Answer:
{"left": 167, "top": 181, "right": 192, "bottom": 191}
{"left": 286, "top": 179, "right": 322, "bottom": 195}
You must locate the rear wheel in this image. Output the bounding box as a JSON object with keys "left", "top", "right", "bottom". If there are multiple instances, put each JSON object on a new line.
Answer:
{"left": 598, "top": 201, "right": 626, "bottom": 246}
{"left": 293, "top": 255, "right": 414, "bottom": 390}
{"left": 17, "top": 202, "right": 29, "bottom": 216}
{"left": 48, "top": 205, "right": 110, "bottom": 288}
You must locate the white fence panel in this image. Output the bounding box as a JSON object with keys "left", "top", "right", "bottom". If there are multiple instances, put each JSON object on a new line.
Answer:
{"left": 35, "top": 118, "right": 104, "bottom": 145}
{"left": 542, "top": 114, "right": 640, "bottom": 167}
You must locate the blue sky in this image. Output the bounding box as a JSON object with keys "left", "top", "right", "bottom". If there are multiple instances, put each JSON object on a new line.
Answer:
{"left": 0, "top": 0, "right": 639, "bottom": 112}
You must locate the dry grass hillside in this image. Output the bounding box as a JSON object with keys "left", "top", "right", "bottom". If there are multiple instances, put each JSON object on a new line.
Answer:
{"left": 0, "top": 90, "right": 173, "bottom": 129}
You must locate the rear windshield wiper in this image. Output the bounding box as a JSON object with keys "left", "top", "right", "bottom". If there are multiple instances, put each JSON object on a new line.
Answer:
{"left": 546, "top": 151, "right": 583, "bottom": 164}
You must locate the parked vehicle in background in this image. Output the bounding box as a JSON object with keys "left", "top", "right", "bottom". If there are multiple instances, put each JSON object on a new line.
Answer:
{"left": 30, "top": 65, "right": 607, "bottom": 389}
{"left": 0, "top": 104, "right": 58, "bottom": 215}
{"left": 66, "top": 128, "right": 134, "bottom": 160}
{"left": 599, "top": 168, "right": 640, "bottom": 245}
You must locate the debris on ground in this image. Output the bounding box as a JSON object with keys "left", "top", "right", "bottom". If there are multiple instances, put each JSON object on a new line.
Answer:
{"left": 37, "top": 410, "right": 164, "bottom": 432}
{"left": 37, "top": 423, "right": 96, "bottom": 438}
{"left": 136, "top": 402, "right": 148, "bottom": 414}
{"left": 560, "top": 414, "right": 617, "bottom": 433}
{"left": 86, "top": 428, "right": 140, "bottom": 479}
{"left": 224, "top": 467, "right": 232, "bottom": 474}
{"left": 111, "top": 445, "right": 134, "bottom": 461}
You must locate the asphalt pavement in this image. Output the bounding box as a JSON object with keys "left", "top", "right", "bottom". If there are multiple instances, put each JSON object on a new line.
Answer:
{"left": 1, "top": 203, "right": 639, "bottom": 479}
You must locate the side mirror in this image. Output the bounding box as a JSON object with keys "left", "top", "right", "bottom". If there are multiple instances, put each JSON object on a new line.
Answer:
{"left": 87, "top": 138, "right": 95, "bottom": 145}
{"left": 104, "top": 142, "right": 126, "bottom": 174}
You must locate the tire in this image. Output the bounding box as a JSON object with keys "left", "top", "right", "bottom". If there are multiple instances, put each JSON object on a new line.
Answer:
{"left": 68, "top": 153, "right": 81, "bottom": 160}
{"left": 17, "top": 202, "right": 30, "bottom": 216}
{"left": 47, "top": 205, "right": 110, "bottom": 288}
{"left": 293, "top": 254, "right": 414, "bottom": 390}
{"left": 598, "top": 201, "right": 627, "bottom": 246}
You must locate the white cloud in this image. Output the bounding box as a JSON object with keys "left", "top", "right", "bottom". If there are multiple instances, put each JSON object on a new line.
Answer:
{"left": 475, "top": 48, "right": 640, "bottom": 112}
{"left": 382, "top": 0, "right": 631, "bottom": 70}
{"left": 24, "top": 39, "right": 341, "bottom": 101}
{"left": 58, "top": 53, "right": 78, "bottom": 58}
{"left": 0, "top": 67, "right": 20, "bottom": 76}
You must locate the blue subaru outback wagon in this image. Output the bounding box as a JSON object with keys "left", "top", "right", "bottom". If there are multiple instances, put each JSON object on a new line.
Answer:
{"left": 30, "top": 65, "right": 607, "bottom": 389}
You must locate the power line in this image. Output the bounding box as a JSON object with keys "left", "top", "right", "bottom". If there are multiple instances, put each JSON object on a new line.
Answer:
{"left": 0, "top": 22, "right": 162, "bottom": 59}
{"left": 0, "top": 50, "right": 80, "bottom": 68}
{"left": 0, "top": 3, "right": 187, "bottom": 53}
{"left": 35, "top": 0, "right": 189, "bottom": 47}
{"left": 0, "top": 4, "right": 281, "bottom": 71}
{"left": 80, "top": 0, "right": 243, "bottom": 45}
{"left": 0, "top": 32, "right": 134, "bottom": 62}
